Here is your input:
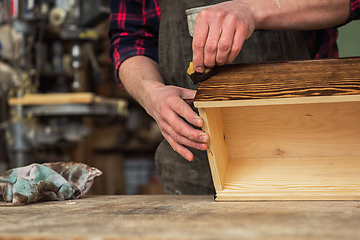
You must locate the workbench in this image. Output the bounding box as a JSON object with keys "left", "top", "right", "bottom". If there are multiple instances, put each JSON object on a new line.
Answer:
{"left": 1, "top": 195, "right": 360, "bottom": 239}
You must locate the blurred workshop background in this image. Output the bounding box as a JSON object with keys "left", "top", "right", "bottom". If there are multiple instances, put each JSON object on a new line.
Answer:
{"left": 0, "top": 0, "right": 164, "bottom": 196}
{"left": 0, "top": 0, "right": 359, "bottom": 196}
{"left": 338, "top": 20, "right": 360, "bottom": 57}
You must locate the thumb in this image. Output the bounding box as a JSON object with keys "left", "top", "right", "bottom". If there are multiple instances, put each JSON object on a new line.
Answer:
{"left": 179, "top": 88, "right": 197, "bottom": 100}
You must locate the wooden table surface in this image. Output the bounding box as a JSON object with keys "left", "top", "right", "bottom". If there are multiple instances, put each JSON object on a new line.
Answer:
{"left": 1, "top": 195, "right": 360, "bottom": 240}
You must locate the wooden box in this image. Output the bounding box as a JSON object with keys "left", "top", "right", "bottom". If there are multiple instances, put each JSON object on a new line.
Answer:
{"left": 194, "top": 57, "right": 360, "bottom": 201}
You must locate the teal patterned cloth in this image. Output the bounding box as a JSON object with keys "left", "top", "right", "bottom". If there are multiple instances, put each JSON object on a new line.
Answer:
{"left": 0, "top": 162, "right": 102, "bottom": 205}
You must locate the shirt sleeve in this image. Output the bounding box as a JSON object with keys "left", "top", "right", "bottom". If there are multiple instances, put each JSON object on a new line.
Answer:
{"left": 347, "top": 0, "right": 360, "bottom": 22}
{"left": 108, "top": 0, "right": 160, "bottom": 86}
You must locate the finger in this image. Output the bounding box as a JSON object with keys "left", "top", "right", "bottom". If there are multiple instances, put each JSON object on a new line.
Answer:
{"left": 178, "top": 87, "right": 196, "bottom": 100}
{"left": 192, "top": 12, "right": 209, "bottom": 73}
{"left": 162, "top": 131, "right": 194, "bottom": 161}
{"left": 226, "top": 27, "right": 246, "bottom": 64}
{"left": 162, "top": 107, "right": 209, "bottom": 144}
{"left": 216, "top": 27, "right": 235, "bottom": 66}
{"left": 161, "top": 123, "right": 208, "bottom": 162}
{"left": 169, "top": 96, "right": 204, "bottom": 129}
{"left": 203, "top": 23, "right": 222, "bottom": 68}
{"left": 161, "top": 121, "right": 208, "bottom": 151}
{"left": 177, "top": 88, "right": 203, "bottom": 127}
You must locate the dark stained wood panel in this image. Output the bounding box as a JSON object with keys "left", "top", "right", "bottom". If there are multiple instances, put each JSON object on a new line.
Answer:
{"left": 195, "top": 57, "right": 360, "bottom": 102}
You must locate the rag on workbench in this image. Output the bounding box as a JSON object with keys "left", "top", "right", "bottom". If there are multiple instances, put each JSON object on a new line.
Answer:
{"left": 0, "top": 162, "right": 102, "bottom": 205}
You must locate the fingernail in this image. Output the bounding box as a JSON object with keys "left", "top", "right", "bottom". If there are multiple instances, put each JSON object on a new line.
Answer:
{"left": 185, "top": 154, "right": 192, "bottom": 161}
{"left": 200, "top": 134, "right": 207, "bottom": 142}
{"left": 194, "top": 117, "right": 202, "bottom": 127}
{"left": 196, "top": 66, "right": 204, "bottom": 73}
{"left": 197, "top": 143, "right": 207, "bottom": 151}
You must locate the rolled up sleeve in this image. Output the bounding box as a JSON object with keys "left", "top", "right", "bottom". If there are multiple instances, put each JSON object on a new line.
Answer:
{"left": 108, "top": 0, "right": 160, "bottom": 86}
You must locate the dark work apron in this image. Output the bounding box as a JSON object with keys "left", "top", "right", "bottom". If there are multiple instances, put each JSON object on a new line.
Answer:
{"left": 155, "top": 0, "right": 310, "bottom": 194}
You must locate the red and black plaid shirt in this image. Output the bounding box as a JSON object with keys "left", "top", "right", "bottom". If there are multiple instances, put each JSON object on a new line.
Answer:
{"left": 109, "top": 0, "right": 360, "bottom": 85}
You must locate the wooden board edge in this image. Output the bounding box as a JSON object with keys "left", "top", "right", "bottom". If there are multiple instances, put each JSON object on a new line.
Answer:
{"left": 199, "top": 108, "right": 233, "bottom": 192}
{"left": 198, "top": 108, "right": 224, "bottom": 191}
{"left": 8, "top": 93, "right": 95, "bottom": 106}
{"left": 194, "top": 94, "right": 360, "bottom": 108}
{"left": 215, "top": 193, "right": 360, "bottom": 201}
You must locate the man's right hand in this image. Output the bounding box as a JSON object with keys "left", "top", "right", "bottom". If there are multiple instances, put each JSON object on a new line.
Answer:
{"left": 119, "top": 56, "right": 209, "bottom": 161}
{"left": 144, "top": 81, "right": 209, "bottom": 161}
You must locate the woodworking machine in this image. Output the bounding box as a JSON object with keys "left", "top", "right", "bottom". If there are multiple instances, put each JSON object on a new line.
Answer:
{"left": 0, "top": 0, "right": 124, "bottom": 170}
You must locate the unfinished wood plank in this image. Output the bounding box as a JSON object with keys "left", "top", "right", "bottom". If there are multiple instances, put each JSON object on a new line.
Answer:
{"left": 194, "top": 94, "right": 360, "bottom": 108}
{"left": 8, "top": 93, "right": 95, "bottom": 106}
{"left": 221, "top": 101, "right": 360, "bottom": 160}
{"left": 198, "top": 108, "right": 230, "bottom": 191}
{"left": 194, "top": 57, "right": 360, "bottom": 107}
{"left": 216, "top": 156, "right": 360, "bottom": 201}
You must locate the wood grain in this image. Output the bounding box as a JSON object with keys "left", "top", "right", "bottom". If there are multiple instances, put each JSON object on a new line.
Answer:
{"left": 194, "top": 57, "right": 360, "bottom": 105}
{"left": 221, "top": 101, "right": 360, "bottom": 160}
{"left": 194, "top": 58, "right": 360, "bottom": 201}
{"left": 198, "top": 108, "right": 230, "bottom": 191}
{"left": 1, "top": 195, "right": 360, "bottom": 240}
{"left": 217, "top": 156, "right": 360, "bottom": 201}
